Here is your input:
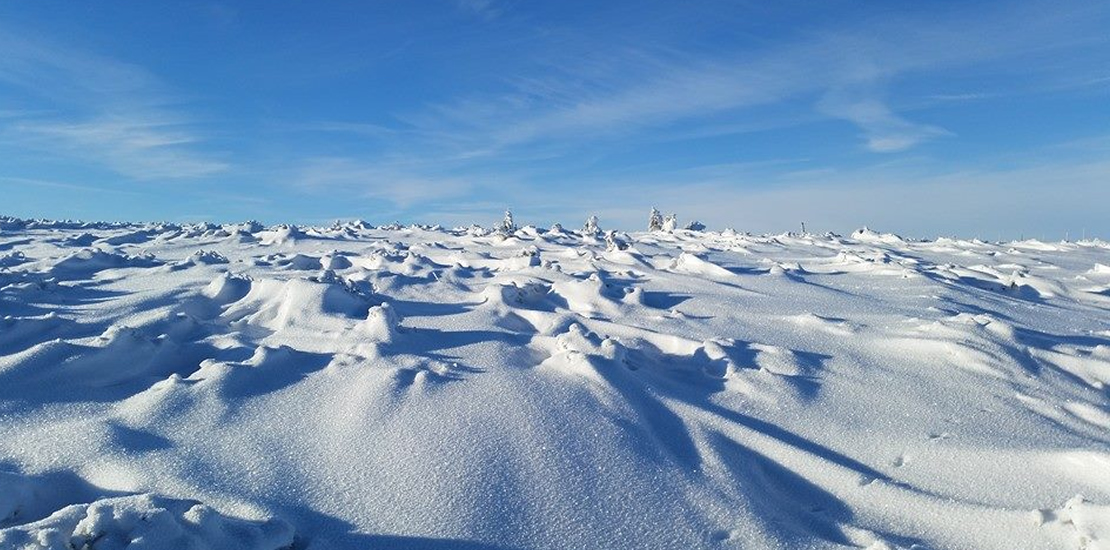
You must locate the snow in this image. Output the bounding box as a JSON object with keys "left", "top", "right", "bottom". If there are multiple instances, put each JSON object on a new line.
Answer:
{"left": 0, "top": 217, "right": 1109, "bottom": 549}
{"left": 0, "top": 486, "right": 292, "bottom": 550}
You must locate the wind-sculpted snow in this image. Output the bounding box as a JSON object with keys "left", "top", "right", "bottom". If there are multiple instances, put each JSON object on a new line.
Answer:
{"left": 0, "top": 472, "right": 292, "bottom": 550}
{"left": 1, "top": 218, "right": 1109, "bottom": 549}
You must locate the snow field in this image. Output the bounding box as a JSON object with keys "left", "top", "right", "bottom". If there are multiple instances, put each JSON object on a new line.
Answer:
{"left": 0, "top": 217, "right": 1108, "bottom": 549}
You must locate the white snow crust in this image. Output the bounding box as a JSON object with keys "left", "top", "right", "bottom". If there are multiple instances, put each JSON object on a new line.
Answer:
{"left": 1, "top": 217, "right": 1109, "bottom": 549}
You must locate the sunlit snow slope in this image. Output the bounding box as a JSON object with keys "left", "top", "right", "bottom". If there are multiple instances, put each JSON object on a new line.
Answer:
{"left": 1, "top": 217, "right": 1109, "bottom": 550}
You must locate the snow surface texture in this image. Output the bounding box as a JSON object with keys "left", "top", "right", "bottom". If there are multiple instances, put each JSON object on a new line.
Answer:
{"left": 1, "top": 217, "right": 1109, "bottom": 549}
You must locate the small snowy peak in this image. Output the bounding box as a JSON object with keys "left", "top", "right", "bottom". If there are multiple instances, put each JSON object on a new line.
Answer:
{"left": 178, "top": 250, "right": 230, "bottom": 267}
{"left": 551, "top": 273, "right": 625, "bottom": 318}
{"left": 273, "top": 252, "right": 324, "bottom": 271}
{"left": 59, "top": 233, "right": 98, "bottom": 247}
{"left": 765, "top": 260, "right": 806, "bottom": 277}
{"left": 540, "top": 322, "right": 628, "bottom": 378}
{"left": 834, "top": 249, "right": 892, "bottom": 265}
{"left": 0, "top": 494, "right": 293, "bottom": 550}
{"left": 548, "top": 322, "right": 608, "bottom": 358}
{"left": 101, "top": 229, "right": 156, "bottom": 246}
{"left": 360, "top": 302, "right": 401, "bottom": 343}
{"left": 321, "top": 251, "right": 353, "bottom": 270}
{"left": 851, "top": 227, "right": 906, "bottom": 245}
{"left": 258, "top": 224, "right": 305, "bottom": 245}
{"left": 223, "top": 276, "right": 371, "bottom": 331}
{"left": 224, "top": 220, "right": 265, "bottom": 235}
{"left": 495, "top": 249, "right": 543, "bottom": 272}
{"left": 695, "top": 339, "right": 746, "bottom": 379}
{"left": 601, "top": 247, "right": 651, "bottom": 267}
{"left": 666, "top": 252, "right": 735, "bottom": 279}
{"left": 482, "top": 279, "right": 547, "bottom": 304}
{"left": 1002, "top": 269, "right": 1066, "bottom": 299}
{"left": 49, "top": 248, "right": 159, "bottom": 275}
{"left": 203, "top": 272, "right": 253, "bottom": 302}
{"left": 352, "top": 250, "right": 393, "bottom": 271}
{"left": 1013, "top": 239, "right": 1063, "bottom": 252}
{"left": 0, "top": 322, "right": 197, "bottom": 394}
{"left": 394, "top": 251, "right": 445, "bottom": 277}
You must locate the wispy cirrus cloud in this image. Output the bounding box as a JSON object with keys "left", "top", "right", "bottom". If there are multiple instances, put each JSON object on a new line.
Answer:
{"left": 384, "top": 1, "right": 1108, "bottom": 161}
{"left": 247, "top": 0, "right": 1105, "bottom": 233}
{"left": 0, "top": 27, "right": 227, "bottom": 180}
{"left": 455, "top": 0, "right": 503, "bottom": 19}
{"left": 293, "top": 157, "right": 478, "bottom": 208}
{"left": 11, "top": 115, "right": 228, "bottom": 179}
{"left": 817, "top": 92, "right": 951, "bottom": 152}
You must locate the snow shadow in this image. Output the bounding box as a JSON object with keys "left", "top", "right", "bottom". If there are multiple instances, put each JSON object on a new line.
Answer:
{"left": 0, "top": 465, "right": 128, "bottom": 528}
{"left": 281, "top": 505, "right": 524, "bottom": 550}
{"left": 591, "top": 343, "right": 885, "bottom": 484}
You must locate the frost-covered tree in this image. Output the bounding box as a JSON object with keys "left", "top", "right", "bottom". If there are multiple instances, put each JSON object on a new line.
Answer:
{"left": 583, "top": 215, "right": 600, "bottom": 236}
{"left": 498, "top": 210, "right": 518, "bottom": 235}
{"left": 605, "top": 230, "right": 628, "bottom": 251}
{"left": 662, "top": 213, "right": 678, "bottom": 232}
{"left": 648, "top": 208, "right": 663, "bottom": 232}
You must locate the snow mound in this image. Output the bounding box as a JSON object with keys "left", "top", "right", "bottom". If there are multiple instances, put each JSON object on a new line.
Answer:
{"left": 1089, "top": 263, "right": 1110, "bottom": 276}
{"left": 0, "top": 493, "right": 292, "bottom": 550}
{"left": 223, "top": 277, "right": 372, "bottom": 331}
{"left": 258, "top": 225, "right": 305, "bottom": 246}
{"left": 50, "top": 249, "right": 159, "bottom": 274}
{"left": 203, "top": 272, "right": 253, "bottom": 303}
{"left": 851, "top": 226, "right": 906, "bottom": 244}
{"left": 0, "top": 252, "right": 27, "bottom": 268}
{"left": 189, "top": 250, "right": 230, "bottom": 265}
{"left": 666, "top": 252, "right": 735, "bottom": 279}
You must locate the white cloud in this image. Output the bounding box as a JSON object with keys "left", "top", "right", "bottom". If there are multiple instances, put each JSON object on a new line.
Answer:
{"left": 293, "top": 157, "right": 478, "bottom": 208}
{"left": 13, "top": 116, "right": 228, "bottom": 179}
{"left": 0, "top": 28, "right": 227, "bottom": 180}
{"left": 456, "top": 0, "right": 502, "bottom": 19}
{"left": 388, "top": 2, "right": 1106, "bottom": 159}
{"left": 817, "top": 93, "right": 951, "bottom": 152}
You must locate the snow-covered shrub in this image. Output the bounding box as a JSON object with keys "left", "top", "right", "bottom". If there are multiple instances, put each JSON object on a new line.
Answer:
{"left": 662, "top": 213, "right": 678, "bottom": 232}
{"left": 605, "top": 230, "right": 629, "bottom": 251}
{"left": 648, "top": 208, "right": 663, "bottom": 232}
{"left": 583, "top": 215, "right": 601, "bottom": 236}
{"left": 684, "top": 220, "right": 706, "bottom": 231}
{"left": 497, "top": 211, "right": 518, "bottom": 235}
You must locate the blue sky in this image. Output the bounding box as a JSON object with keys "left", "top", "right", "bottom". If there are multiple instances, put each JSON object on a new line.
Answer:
{"left": 1, "top": 1, "right": 1108, "bottom": 237}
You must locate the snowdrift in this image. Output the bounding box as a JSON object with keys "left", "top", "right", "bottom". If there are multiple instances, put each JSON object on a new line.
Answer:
{"left": 0, "top": 218, "right": 1109, "bottom": 549}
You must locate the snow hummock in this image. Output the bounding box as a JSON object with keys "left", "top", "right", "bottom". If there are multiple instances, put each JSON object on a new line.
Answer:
{"left": 0, "top": 483, "right": 292, "bottom": 550}
{"left": 0, "top": 218, "right": 1109, "bottom": 549}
